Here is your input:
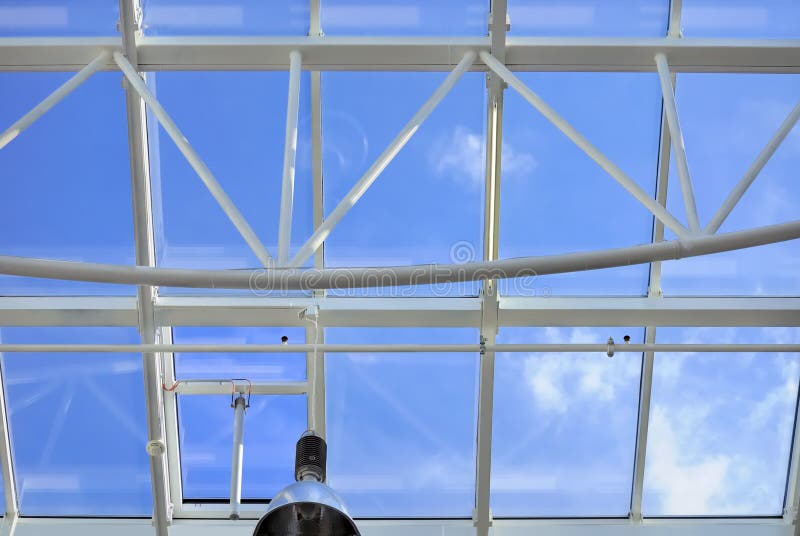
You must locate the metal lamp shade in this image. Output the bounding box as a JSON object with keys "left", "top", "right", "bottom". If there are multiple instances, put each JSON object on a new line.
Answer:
{"left": 253, "top": 481, "right": 360, "bottom": 536}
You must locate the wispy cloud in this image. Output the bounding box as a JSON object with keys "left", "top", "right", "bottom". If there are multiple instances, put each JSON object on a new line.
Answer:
{"left": 520, "top": 327, "right": 639, "bottom": 414}
{"left": 431, "top": 125, "right": 537, "bottom": 189}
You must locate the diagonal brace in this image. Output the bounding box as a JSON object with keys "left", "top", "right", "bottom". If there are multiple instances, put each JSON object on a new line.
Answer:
{"left": 288, "top": 50, "right": 478, "bottom": 268}
{"left": 705, "top": 99, "right": 800, "bottom": 234}
{"left": 278, "top": 50, "right": 303, "bottom": 266}
{"left": 0, "top": 51, "right": 110, "bottom": 150}
{"left": 479, "top": 51, "right": 690, "bottom": 240}
{"left": 655, "top": 53, "right": 700, "bottom": 233}
{"left": 113, "top": 51, "right": 274, "bottom": 268}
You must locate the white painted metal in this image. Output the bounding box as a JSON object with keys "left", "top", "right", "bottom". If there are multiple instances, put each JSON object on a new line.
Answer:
{"left": 287, "top": 50, "right": 477, "bottom": 267}
{"left": 277, "top": 50, "right": 303, "bottom": 265}
{"left": 0, "top": 337, "right": 18, "bottom": 520}
{"left": 1, "top": 343, "right": 797, "bottom": 354}
{"left": 705, "top": 99, "right": 800, "bottom": 234}
{"left": 159, "top": 328, "right": 185, "bottom": 518}
{"left": 113, "top": 51, "right": 274, "bottom": 268}
{"left": 117, "top": 0, "right": 171, "bottom": 532}
{"left": 655, "top": 53, "right": 700, "bottom": 233}
{"left": 5, "top": 515, "right": 799, "bottom": 535}
{"left": 229, "top": 395, "right": 246, "bottom": 519}
{"left": 0, "top": 296, "right": 797, "bottom": 328}
{"left": 7, "top": 37, "right": 800, "bottom": 73}
{"left": 1, "top": 219, "right": 798, "bottom": 289}
{"left": 0, "top": 50, "right": 109, "bottom": 149}
{"left": 173, "top": 381, "right": 307, "bottom": 396}
{"left": 480, "top": 50, "right": 689, "bottom": 239}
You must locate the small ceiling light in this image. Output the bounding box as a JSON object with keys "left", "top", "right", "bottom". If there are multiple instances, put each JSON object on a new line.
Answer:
{"left": 253, "top": 431, "right": 360, "bottom": 536}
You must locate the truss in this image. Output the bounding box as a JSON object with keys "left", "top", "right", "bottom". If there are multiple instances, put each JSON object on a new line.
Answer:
{"left": 0, "top": 0, "right": 799, "bottom": 535}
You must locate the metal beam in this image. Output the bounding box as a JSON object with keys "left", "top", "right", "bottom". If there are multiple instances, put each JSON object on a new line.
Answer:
{"left": 288, "top": 50, "right": 477, "bottom": 267}
{"left": 5, "top": 37, "right": 800, "bottom": 73}
{"left": 117, "top": 0, "right": 171, "bottom": 533}
{"left": 480, "top": 50, "right": 689, "bottom": 239}
{"left": 655, "top": 52, "right": 700, "bottom": 233}
{"left": 0, "top": 51, "right": 108, "bottom": 149}
{"left": 0, "top": 335, "right": 19, "bottom": 521}
{"left": 114, "top": 51, "right": 275, "bottom": 268}
{"left": 277, "top": 50, "right": 303, "bottom": 265}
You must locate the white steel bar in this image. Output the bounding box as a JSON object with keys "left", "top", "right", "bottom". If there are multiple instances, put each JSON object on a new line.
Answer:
{"left": 706, "top": 99, "right": 800, "bottom": 234}
{"left": 305, "top": 320, "right": 326, "bottom": 437}
{"left": 0, "top": 219, "right": 797, "bottom": 289}
{"left": 117, "top": 0, "right": 172, "bottom": 532}
{"left": 479, "top": 50, "right": 690, "bottom": 239}
{"left": 159, "top": 328, "right": 184, "bottom": 517}
{"left": 277, "top": 50, "right": 303, "bottom": 265}
{"left": 655, "top": 53, "right": 700, "bottom": 233}
{"left": 1, "top": 343, "right": 798, "bottom": 353}
{"left": 475, "top": 1, "right": 507, "bottom": 531}
{"left": 288, "top": 50, "right": 477, "bottom": 267}
{"left": 0, "top": 50, "right": 109, "bottom": 149}
{"left": 113, "top": 51, "right": 274, "bottom": 268}
{"left": 8, "top": 37, "right": 800, "bottom": 73}
{"left": 173, "top": 381, "right": 307, "bottom": 396}
{"left": 0, "top": 343, "right": 18, "bottom": 519}
{"left": 229, "top": 396, "right": 246, "bottom": 520}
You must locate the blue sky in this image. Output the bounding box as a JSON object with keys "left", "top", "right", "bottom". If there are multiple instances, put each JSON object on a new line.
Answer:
{"left": 0, "top": 0, "right": 799, "bottom": 521}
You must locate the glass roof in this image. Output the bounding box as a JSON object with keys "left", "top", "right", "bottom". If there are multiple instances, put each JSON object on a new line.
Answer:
{"left": 0, "top": 0, "right": 798, "bottom": 531}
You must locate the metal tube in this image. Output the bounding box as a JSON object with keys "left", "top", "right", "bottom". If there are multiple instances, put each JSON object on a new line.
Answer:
{"left": 174, "top": 381, "right": 307, "bottom": 395}
{"left": 705, "top": 99, "right": 800, "bottom": 234}
{"left": 0, "top": 51, "right": 110, "bottom": 150}
{"left": 0, "top": 343, "right": 798, "bottom": 353}
{"left": 288, "top": 50, "right": 477, "bottom": 267}
{"left": 0, "top": 218, "right": 796, "bottom": 290}
{"left": 655, "top": 53, "right": 700, "bottom": 233}
{"left": 479, "top": 50, "right": 690, "bottom": 239}
{"left": 229, "top": 396, "right": 246, "bottom": 520}
{"left": 112, "top": 51, "right": 274, "bottom": 268}
{"left": 277, "top": 51, "right": 303, "bottom": 265}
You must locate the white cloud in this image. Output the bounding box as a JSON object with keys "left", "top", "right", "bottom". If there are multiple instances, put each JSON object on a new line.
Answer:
{"left": 646, "top": 406, "right": 731, "bottom": 514}
{"left": 431, "top": 125, "right": 538, "bottom": 189}
{"left": 520, "top": 327, "right": 639, "bottom": 414}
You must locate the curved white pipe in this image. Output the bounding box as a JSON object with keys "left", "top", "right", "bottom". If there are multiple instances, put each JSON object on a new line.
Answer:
{"left": 0, "top": 220, "right": 796, "bottom": 290}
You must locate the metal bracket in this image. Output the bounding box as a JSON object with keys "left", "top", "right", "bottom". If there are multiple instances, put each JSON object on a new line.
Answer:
{"left": 607, "top": 337, "right": 615, "bottom": 358}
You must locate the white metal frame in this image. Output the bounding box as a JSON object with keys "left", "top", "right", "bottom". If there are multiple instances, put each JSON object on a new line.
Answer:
{"left": 0, "top": 0, "right": 799, "bottom": 534}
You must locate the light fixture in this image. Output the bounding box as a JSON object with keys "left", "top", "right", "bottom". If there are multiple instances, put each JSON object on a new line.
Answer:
{"left": 252, "top": 431, "right": 360, "bottom": 536}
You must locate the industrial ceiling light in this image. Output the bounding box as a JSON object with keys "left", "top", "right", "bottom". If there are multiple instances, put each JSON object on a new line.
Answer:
{"left": 253, "top": 431, "right": 361, "bottom": 536}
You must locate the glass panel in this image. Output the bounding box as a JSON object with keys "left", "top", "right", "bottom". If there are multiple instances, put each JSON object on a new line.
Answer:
{"left": 643, "top": 327, "right": 800, "bottom": 516}
{"left": 500, "top": 73, "right": 661, "bottom": 296}
{"left": 322, "top": 72, "right": 484, "bottom": 297}
{"left": 661, "top": 74, "right": 800, "bottom": 296}
{"left": 491, "top": 327, "right": 643, "bottom": 516}
{"left": 172, "top": 326, "right": 306, "bottom": 382}
{"left": 508, "top": 0, "right": 669, "bottom": 36}
{"left": 149, "top": 71, "right": 313, "bottom": 294}
{"left": 179, "top": 394, "right": 307, "bottom": 499}
{"left": 0, "top": 0, "right": 118, "bottom": 36}
{"left": 683, "top": 0, "right": 800, "bottom": 39}
{"left": 0, "top": 327, "right": 151, "bottom": 515}
{"left": 0, "top": 72, "right": 135, "bottom": 296}
{"left": 325, "top": 328, "right": 478, "bottom": 517}
{"left": 142, "top": 0, "right": 309, "bottom": 36}
{"left": 321, "top": 0, "right": 487, "bottom": 36}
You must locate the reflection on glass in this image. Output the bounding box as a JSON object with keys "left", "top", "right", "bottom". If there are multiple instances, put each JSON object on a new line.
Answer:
{"left": 500, "top": 72, "right": 661, "bottom": 296}
{"left": 0, "top": 327, "right": 150, "bottom": 515}
{"left": 643, "top": 327, "right": 800, "bottom": 516}
{"left": 322, "top": 0, "right": 486, "bottom": 36}
{"left": 0, "top": 72, "right": 135, "bottom": 296}
{"left": 148, "top": 71, "right": 313, "bottom": 294}
{"left": 508, "top": 0, "right": 668, "bottom": 36}
{"left": 661, "top": 74, "right": 800, "bottom": 296}
{"left": 682, "top": 0, "right": 800, "bottom": 39}
{"left": 179, "top": 395, "right": 307, "bottom": 499}
{"left": 0, "top": 0, "right": 118, "bottom": 36}
{"left": 172, "top": 326, "right": 307, "bottom": 382}
{"left": 322, "top": 72, "right": 484, "bottom": 297}
{"left": 491, "top": 327, "right": 643, "bottom": 516}
{"left": 325, "top": 328, "right": 478, "bottom": 517}
{"left": 142, "top": 0, "right": 308, "bottom": 35}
